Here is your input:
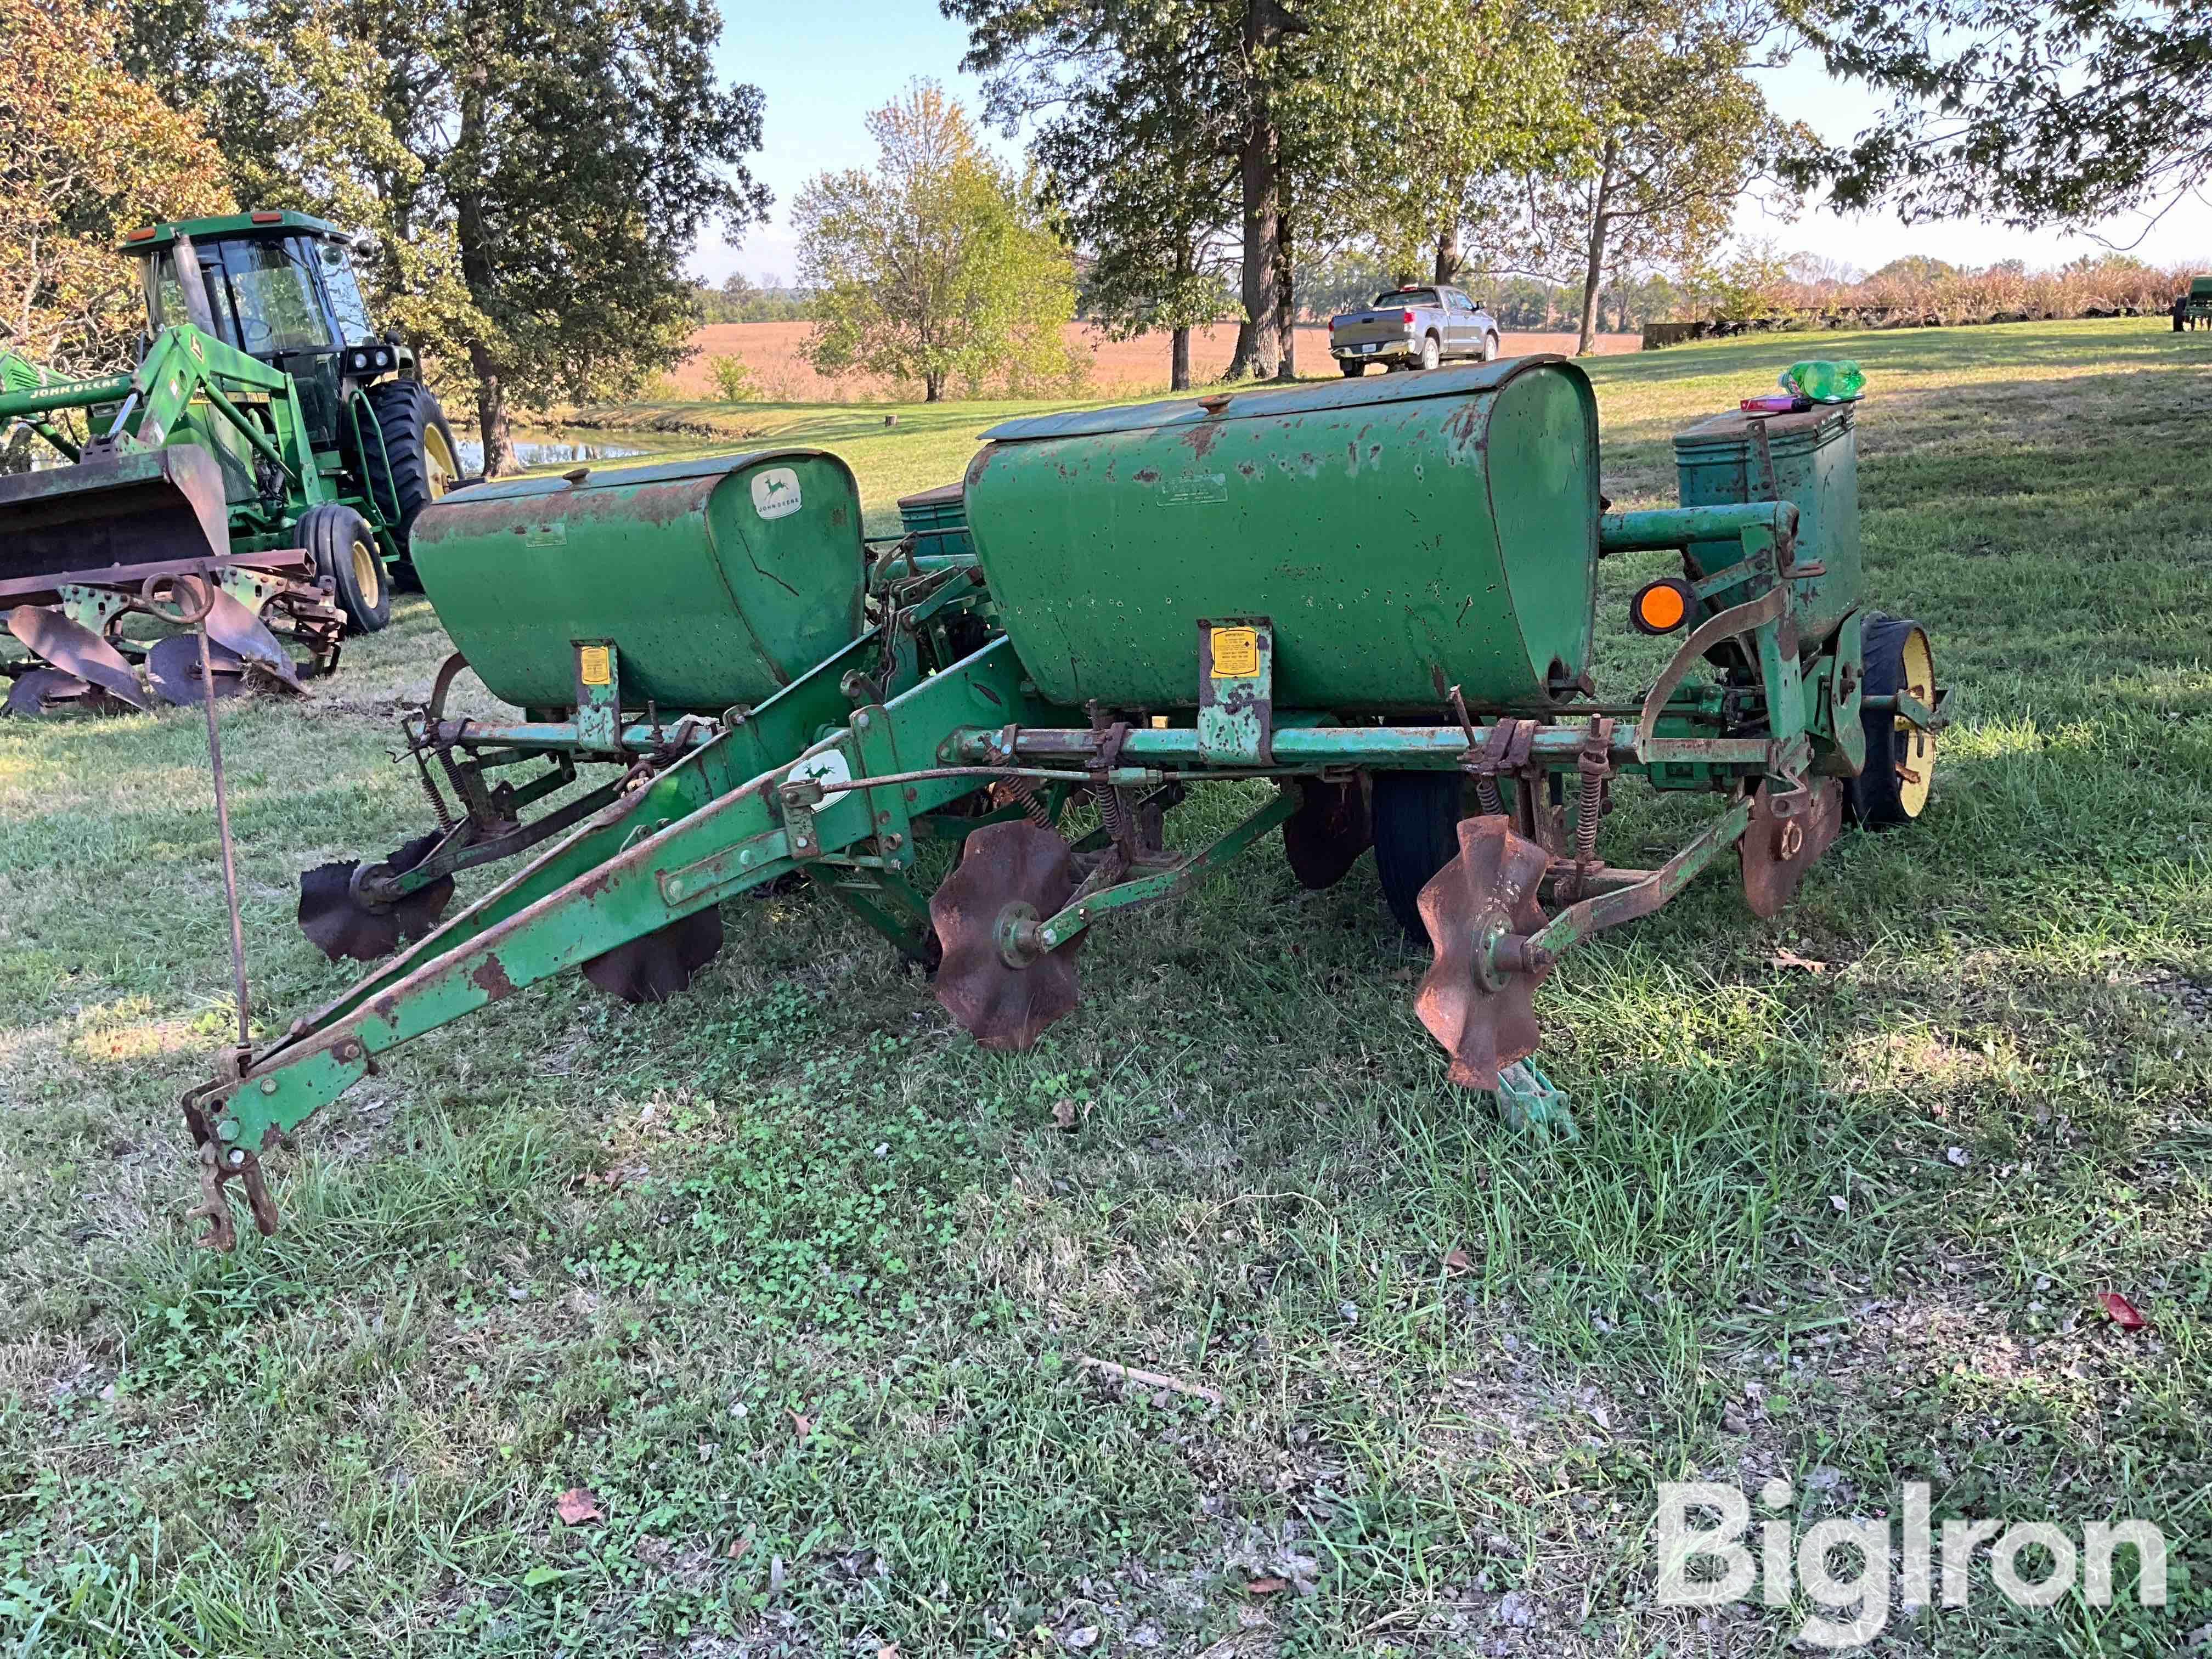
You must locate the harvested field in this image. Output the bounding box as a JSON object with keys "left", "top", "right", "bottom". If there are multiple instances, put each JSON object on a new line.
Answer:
{"left": 674, "top": 319, "right": 1642, "bottom": 401}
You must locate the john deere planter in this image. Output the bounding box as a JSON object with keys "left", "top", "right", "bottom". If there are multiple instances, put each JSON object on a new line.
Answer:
{"left": 183, "top": 359, "right": 1942, "bottom": 1245}
{"left": 0, "top": 211, "right": 460, "bottom": 714}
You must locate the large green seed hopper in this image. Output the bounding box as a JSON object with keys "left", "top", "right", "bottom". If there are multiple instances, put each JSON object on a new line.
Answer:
{"left": 963, "top": 365, "right": 1600, "bottom": 710}
{"left": 184, "top": 358, "right": 1945, "bottom": 1248}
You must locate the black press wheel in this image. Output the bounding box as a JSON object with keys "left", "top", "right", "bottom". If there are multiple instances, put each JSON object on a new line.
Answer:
{"left": 361, "top": 379, "right": 461, "bottom": 590}
{"left": 1418, "top": 333, "right": 1442, "bottom": 371}
{"left": 1849, "top": 614, "right": 1936, "bottom": 827}
{"left": 296, "top": 503, "right": 390, "bottom": 634}
{"left": 1373, "top": 770, "right": 1468, "bottom": 936}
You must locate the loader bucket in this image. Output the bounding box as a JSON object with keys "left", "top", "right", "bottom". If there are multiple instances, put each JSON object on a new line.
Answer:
{"left": 0, "top": 443, "right": 232, "bottom": 606}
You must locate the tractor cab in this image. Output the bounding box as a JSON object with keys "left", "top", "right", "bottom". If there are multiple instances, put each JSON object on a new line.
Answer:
{"left": 122, "top": 211, "right": 411, "bottom": 450}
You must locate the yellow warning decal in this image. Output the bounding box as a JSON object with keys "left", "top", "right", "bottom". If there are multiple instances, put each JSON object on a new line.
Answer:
{"left": 1210, "top": 626, "right": 1261, "bottom": 678}
{"left": 578, "top": 645, "right": 612, "bottom": 686}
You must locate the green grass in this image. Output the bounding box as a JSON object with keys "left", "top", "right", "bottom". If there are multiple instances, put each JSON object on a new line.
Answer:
{"left": 4, "top": 317, "right": 2211, "bottom": 1656}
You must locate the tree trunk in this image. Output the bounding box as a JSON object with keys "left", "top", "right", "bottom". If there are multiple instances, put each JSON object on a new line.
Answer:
{"left": 1224, "top": 0, "right": 1281, "bottom": 381}
{"left": 1576, "top": 141, "right": 1617, "bottom": 357}
{"left": 468, "top": 341, "right": 512, "bottom": 477}
{"left": 1434, "top": 219, "right": 1463, "bottom": 286}
{"left": 1171, "top": 326, "right": 1192, "bottom": 391}
{"left": 1274, "top": 198, "right": 1295, "bottom": 381}
{"left": 924, "top": 372, "right": 944, "bottom": 402}
{"left": 453, "top": 64, "right": 510, "bottom": 477}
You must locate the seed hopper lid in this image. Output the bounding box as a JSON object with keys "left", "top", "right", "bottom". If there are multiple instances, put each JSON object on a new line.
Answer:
{"left": 430, "top": 447, "right": 856, "bottom": 506}
{"left": 1673, "top": 403, "right": 1854, "bottom": 459}
{"left": 977, "top": 354, "right": 1578, "bottom": 443}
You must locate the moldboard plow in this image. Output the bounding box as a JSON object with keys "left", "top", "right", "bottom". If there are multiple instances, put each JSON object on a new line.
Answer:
{"left": 181, "top": 358, "right": 1943, "bottom": 1245}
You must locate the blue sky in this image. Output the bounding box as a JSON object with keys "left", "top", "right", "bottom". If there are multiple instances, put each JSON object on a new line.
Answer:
{"left": 707, "top": 0, "right": 2212, "bottom": 288}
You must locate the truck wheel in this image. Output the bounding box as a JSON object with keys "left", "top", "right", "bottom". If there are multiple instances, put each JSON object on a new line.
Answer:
{"left": 1848, "top": 614, "right": 1936, "bottom": 827}
{"left": 296, "top": 503, "right": 390, "bottom": 635}
{"left": 361, "top": 379, "right": 460, "bottom": 590}
{"left": 1419, "top": 333, "right": 1441, "bottom": 371}
{"left": 1373, "top": 771, "right": 1466, "bottom": 936}
{"left": 1481, "top": 332, "right": 1501, "bottom": 362}
{"left": 1340, "top": 361, "right": 1366, "bottom": 377}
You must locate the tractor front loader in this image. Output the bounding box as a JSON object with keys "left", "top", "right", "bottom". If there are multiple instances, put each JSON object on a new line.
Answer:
{"left": 0, "top": 211, "right": 461, "bottom": 715}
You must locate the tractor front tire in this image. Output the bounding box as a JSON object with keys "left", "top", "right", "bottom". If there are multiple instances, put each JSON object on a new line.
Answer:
{"left": 297, "top": 504, "right": 390, "bottom": 635}
{"left": 362, "top": 379, "right": 461, "bottom": 591}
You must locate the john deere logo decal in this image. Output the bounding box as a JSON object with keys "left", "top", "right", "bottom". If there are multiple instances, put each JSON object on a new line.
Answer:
{"left": 751, "top": 467, "right": 802, "bottom": 521}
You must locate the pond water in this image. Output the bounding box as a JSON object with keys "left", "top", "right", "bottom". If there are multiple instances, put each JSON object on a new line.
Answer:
{"left": 453, "top": 430, "right": 656, "bottom": 473}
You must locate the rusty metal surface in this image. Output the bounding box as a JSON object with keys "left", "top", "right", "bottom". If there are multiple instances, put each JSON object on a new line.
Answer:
{"left": 929, "top": 820, "right": 1085, "bottom": 1050}
{"left": 579, "top": 907, "right": 725, "bottom": 1002}
{"left": 297, "top": 832, "right": 458, "bottom": 962}
{"left": 203, "top": 588, "right": 304, "bottom": 690}
{"left": 1739, "top": 778, "right": 1843, "bottom": 919}
{"left": 1281, "top": 777, "right": 1371, "bottom": 890}
{"left": 5, "top": 605, "right": 146, "bottom": 708}
{"left": 1415, "top": 815, "right": 1555, "bottom": 1090}
{"left": 0, "top": 442, "right": 232, "bottom": 600}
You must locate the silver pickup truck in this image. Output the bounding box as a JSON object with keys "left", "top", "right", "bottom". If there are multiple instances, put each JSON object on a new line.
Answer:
{"left": 1328, "top": 285, "right": 1502, "bottom": 375}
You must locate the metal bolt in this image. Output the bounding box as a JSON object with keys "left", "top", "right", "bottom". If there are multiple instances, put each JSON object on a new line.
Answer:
{"left": 666, "top": 878, "right": 685, "bottom": 900}
{"left": 883, "top": 832, "right": 904, "bottom": 850}
{"left": 227, "top": 1148, "right": 246, "bottom": 1168}
{"left": 261, "top": 1078, "right": 278, "bottom": 1094}
{"left": 217, "top": 1118, "right": 240, "bottom": 1143}
{"left": 738, "top": 849, "right": 754, "bottom": 865}
{"left": 855, "top": 712, "right": 871, "bottom": 729}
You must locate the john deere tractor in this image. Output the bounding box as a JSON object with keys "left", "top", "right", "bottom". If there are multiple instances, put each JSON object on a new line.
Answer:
{"left": 0, "top": 210, "right": 462, "bottom": 714}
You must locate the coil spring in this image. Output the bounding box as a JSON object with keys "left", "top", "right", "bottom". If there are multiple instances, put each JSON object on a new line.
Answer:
{"left": 1000, "top": 776, "right": 1053, "bottom": 827}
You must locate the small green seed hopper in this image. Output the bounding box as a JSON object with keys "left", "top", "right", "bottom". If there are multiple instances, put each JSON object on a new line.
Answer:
{"left": 185, "top": 358, "right": 1944, "bottom": 1246}
{"left": 289, "top": 449, "right": 962, "bottom": 973}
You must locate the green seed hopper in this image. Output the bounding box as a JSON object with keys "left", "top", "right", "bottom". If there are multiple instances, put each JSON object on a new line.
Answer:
{"left": 185, "top": 357, "right": 1944, "bottom": 1246}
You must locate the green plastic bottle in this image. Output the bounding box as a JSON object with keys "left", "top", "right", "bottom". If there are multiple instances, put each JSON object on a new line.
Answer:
{"left": 1781, "top": 360, "right": 1865, "bottom": 403}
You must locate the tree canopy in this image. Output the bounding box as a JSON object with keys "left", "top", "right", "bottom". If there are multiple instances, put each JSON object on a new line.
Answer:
{"left": 795, "top": 83, "right": 1082, "bottom": 402}
{"left": 1783, "top": 0, "right": 2212, "bottom": 229}
{"left": 128, "top": 0, "right": 769, "bottom": 471}
{"left": 0, "top": 0, "right": 232, "bottom": 375}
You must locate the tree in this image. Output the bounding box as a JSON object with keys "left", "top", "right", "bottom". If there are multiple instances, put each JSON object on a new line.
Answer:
{"left": 1480, "top": 0, "right": 1803, "bottom": 353}
{"left": 1025, "top": 18, "right": 1240, "bottom": 391}
{"left": 128, "top": 0, "right": 769, "bottom": 474}
{"left": 0, "top": 0, "right": 232, "bottom": 375}
{"left": 1783, "top": 0, "right": 2212, "bottom": 229}
{"left": 795, "top": 83, "right": 1082, "bottom": 402}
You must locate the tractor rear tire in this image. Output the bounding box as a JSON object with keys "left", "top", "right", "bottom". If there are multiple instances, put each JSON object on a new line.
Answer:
{"left": 297, "top": 503, "right": 390, "bottom": 635}
{"left": 361, "top": 379, "right": 460, "bottom": 591}
{"left": 1849, "top": 614, "right": 1936, "bottom": 828}
{"left": 1373, "top": 771, "right": 1468, "bottom": 938}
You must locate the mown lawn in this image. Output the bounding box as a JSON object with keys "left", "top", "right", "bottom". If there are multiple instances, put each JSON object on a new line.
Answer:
{"left": 3, "top": 319, "right": 2210, "bottom": 1656}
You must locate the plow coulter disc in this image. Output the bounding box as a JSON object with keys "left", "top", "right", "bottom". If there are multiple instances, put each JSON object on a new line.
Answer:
{"left": 928, "top": 820, "right": 1086, "bottom": 1051}
{"left": 145, "top": 634, "right": 248, "bottom": 707}
{"left": 2, "top": 669, "right": 93, "bottom": 717}
{"left": 5, "top": 607, "right": 146, "bottom": 710}
{"left": 297, "top": 832, "right": 458, "bottom": 962}
{"left": 580, "top": 909, "right": 726, "bottom": 1003}
{"left": 1414, "top": 815, "right": 1555, "bottom": 1090}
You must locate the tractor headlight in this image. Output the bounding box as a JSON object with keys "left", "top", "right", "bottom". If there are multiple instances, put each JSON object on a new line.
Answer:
{"left": 342, "top": 345, "right": 394, "bottom": 377}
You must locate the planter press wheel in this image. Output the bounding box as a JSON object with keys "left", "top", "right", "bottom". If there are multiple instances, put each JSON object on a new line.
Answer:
{"left": 1850, "top": 616, "right": 1936, "bottom": 827}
